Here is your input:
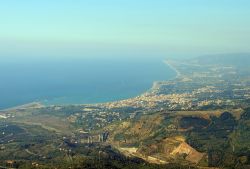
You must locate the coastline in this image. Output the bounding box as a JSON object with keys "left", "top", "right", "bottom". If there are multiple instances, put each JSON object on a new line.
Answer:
{"left": 163, "top": 60, "right": 181, "bottom": 78}
{"left": 0, "top": 102, "right": 44, "bottom": 111}
{"left": 1, "top": 60, "right": 178, "bottom": 110}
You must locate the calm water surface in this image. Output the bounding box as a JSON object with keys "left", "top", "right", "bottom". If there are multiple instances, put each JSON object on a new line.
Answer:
{"left": 0, "top": 56, "right": 175, "bottom": 109}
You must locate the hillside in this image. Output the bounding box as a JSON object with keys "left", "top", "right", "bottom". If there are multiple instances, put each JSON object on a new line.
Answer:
{"left": 105, "top": 108, "right": 250, "bottom": 168}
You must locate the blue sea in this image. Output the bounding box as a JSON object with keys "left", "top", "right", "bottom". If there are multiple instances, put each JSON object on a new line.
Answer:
{"left": 0, "top": 56, "right": 176, "bottom": 110}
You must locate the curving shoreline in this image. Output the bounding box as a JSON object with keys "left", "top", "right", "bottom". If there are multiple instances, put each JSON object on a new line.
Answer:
{"left": 1, "top": 60, "right": 178, "bottom": 110}
{"left": 164, "top": 60, "right": 181, "bottom": 78}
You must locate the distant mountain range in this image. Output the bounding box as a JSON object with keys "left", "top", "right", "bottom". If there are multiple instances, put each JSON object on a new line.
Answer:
{"left": 191, "top": 53, "right": 250, "bottom": 68}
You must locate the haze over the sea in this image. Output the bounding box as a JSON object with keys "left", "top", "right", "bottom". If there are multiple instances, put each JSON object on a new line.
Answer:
{"left": 1, "top": 0, "right": 250, "bottom": 57}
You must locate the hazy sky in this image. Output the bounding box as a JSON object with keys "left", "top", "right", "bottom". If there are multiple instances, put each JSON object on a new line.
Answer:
{"left": 1, "top": 0, "right": 250, "bottom": 59}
